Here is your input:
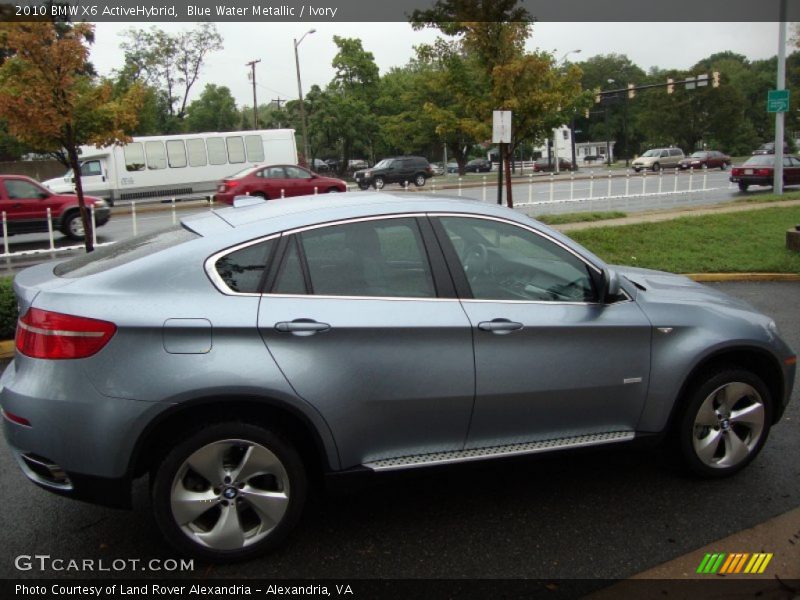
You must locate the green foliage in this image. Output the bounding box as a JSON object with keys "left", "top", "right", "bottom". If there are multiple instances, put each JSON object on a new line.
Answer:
{"left": 185, "top": 84, "right": 239, "bottom": 133}
{"left": 537, "top": 211, "right": 626, "bottom": 225}
{"left": 0, "top": 277, "right": 17, "bottom": 339}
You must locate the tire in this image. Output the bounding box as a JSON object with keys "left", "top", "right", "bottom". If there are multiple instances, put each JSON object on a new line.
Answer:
{"left": 720, "top": 163, "right": 728, "bottom": 171}
{"left": 326, "top": 187, "right": 340, "bottom": 194}
{"left": 738, "top": 181, "right": 749, "bottom": 192}
{"left": 357, "top": 183, "right": 370, "bottom": 191}
{"left": 62, "top": 211, "right": 86, "bottom": 240}
{"left": 151, "top": 421, "right": 307, "bottom": 562}
{"left": 373, "top": 176, "right": 385, "bottom": 190}
{"left": 651, "top": 162, "right": 661, "bottom": 172}
{"left": 413, "top": 173, "right": 426, "bottom": 187}
{"left": 633, "top": 168, "right": 641, "bottom": 173}
{"left": 676, "top": 368, "right": 772, "bottom": 478}
{"left": 251, "top": 192, "right": 268, "bottom": 201}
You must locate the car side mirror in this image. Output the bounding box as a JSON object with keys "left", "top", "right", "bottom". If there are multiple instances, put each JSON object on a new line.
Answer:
{"left": 601, "top": 268, "right": 621, "bottom": 303}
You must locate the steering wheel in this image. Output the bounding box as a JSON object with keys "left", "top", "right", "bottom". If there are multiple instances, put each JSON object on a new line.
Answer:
{"left": 462, "top": 243, "right": 488, "bottom": 280}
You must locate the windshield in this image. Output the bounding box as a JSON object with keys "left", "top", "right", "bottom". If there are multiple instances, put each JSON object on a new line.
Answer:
{"left": 641, "top": 149, "right": 660, "bottom": 157}
{"left": 373, "top": 159, "right": 393, "bottom": 169}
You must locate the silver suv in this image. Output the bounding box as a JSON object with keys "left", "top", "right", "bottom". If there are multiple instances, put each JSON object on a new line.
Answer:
{"left": 1, "top": 194, "right": 795, "bottom": 562}
{"left": 632, "top": 147, "right": 685, "bottom": 172}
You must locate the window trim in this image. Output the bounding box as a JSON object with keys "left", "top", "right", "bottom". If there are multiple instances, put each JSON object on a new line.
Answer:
{"left": 204, "top": 233, "right": 282, "bottom": 296}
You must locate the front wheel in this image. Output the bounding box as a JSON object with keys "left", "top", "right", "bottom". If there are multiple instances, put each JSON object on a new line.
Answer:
{"left": 151, "top": 422, "right": 307, "bottom": 562}
{"left": 414, "top": 173, "right": 426, "bottom": 187}
{"left": 373, "top": 176, "right": 385, "bottom": 190}
{"left": 652, "top": 162, "right": 661, "bottom": 172}
{"left": 326, "top": 187, "right": 340, "bottom": 194}
{"left": 677, "top": 368, "right": 771, "bottom": 478}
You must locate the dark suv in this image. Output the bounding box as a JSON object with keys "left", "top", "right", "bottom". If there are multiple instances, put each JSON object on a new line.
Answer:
{"left": 354, "top": 156, "right": 434, "bottom": 190}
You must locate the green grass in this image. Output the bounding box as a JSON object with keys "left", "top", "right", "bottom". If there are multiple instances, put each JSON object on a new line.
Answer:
{"left": 569, "top": 206, "right": 800, "bottom": 274}
{"left": 734, "top": 190, "right": 800, "bottom": 204}
{"left": 538, "top": 211, "right": 626, "bottom": 225}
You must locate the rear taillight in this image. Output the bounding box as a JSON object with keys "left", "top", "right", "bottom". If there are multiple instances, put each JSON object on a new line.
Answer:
{"left": 16, "top": 308, "right": 116, "bottom": 360}
{"left": 755, "top": 168, "right": 771, "bottom": 176}
{"left": 224, "top": 180, "right": 239, "bottom": 190}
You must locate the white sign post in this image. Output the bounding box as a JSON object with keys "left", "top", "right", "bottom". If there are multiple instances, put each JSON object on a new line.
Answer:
{"left": 492, "top": 111, "right": 512, "bottom": 205}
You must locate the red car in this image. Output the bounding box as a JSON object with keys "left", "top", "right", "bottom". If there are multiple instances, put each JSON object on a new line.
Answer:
{"left": 730, "top": 155, "right": 800, "bottom": 192}
{"left": 532, "top": 158, "right": 575, "bottom": 172}
{"left": 0, "top": 174, "right": 110, "bottom": 240}
{"left": 678, "top": 150, "right": 731, "bottom": 170}
{"left": 214, "top": 164, "right": 347, "bottom": 204}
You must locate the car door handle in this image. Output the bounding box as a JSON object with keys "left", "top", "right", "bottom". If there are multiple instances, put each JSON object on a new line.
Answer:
{"left": 477, "top": 319, "right": 524, "bottom": 334}
{"left": 275, "top": 319, "right": 331, "bottom": 335}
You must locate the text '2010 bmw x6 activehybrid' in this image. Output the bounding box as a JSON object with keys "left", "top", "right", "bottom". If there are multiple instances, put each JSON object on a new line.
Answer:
{"left": 1, "top": 194, "right": 795, "bottom": 562}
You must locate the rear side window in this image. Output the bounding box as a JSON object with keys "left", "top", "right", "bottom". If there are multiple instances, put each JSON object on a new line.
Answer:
{"left": 206, "top": 138, "right": 227, "bottom": 165}
{"left": 55, "top": 226, "right": 198, "bottom": 278}
{"left": 245, "top": 135, "right": 264, "bottom": 162}
{"left": 145, "top": 141, "right": 167, "bottom": 170}
{"left": 124, "top": 143, "right": 145, "bottom": 172}
{"left": 226, "top": 136, "right": 246, "bottom": 164}
{"left": 214, "top": 238, "right": 276, "bottom": 293}
{"left": 166, "top": 140, "right": 187, "bottom": 168}
{"left": 186, "top": 139, "right": 208, "bottom": 167}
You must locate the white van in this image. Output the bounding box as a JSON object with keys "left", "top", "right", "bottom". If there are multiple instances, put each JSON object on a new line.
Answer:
{"left": 43, "top": 129, "right": 297, "bottom": 205}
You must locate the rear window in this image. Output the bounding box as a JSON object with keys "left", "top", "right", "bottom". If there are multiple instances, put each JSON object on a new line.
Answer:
{"left": 743, "top": 155, "right": 775, "bottom": 167}
{"left": 54, "top": 226, "right": 198, "bottom": 278}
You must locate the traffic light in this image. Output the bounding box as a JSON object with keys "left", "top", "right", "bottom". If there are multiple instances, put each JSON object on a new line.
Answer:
{"left": 594, "top": 88, "right": 601, "bottom": 103}
{"left": 628, "top": 83, "right": 635, "bottom": 99}
{"left": 712, "top": 71, "right": 720, "bottom": 87}
{"left": 667, "top": 78, "right": 674, "bottom": 94}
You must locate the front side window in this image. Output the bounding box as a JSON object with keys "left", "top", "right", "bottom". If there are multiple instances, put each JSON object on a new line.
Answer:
{"left": 298, "top": 218, "right": 436, "bottom": 298}
{"left": 264, "top": 167, "right": 286, "bottom": 179}
{"left": 438, "top": 217, "right": 597, "bottom": 303}
{"left": 124, "top": 143, "right": 145, "bottom": 171}
{"left": 3, "top": 179, "right": 45, "bottom": 199}
{"left": 81, "top": 160, "right": 102, "bottom": 176}
{"left": 284, "top": 166, "right": 310, "bottom": 179}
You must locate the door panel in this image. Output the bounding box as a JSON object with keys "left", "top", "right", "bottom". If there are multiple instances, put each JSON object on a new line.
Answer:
{"left": 434, "top": 215, "right": 652, "bottom": 448}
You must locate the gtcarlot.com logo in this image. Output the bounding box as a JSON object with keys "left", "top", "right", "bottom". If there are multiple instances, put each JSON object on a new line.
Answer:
{"left": 696, "top": 552, "right": 773, "bottom": 575}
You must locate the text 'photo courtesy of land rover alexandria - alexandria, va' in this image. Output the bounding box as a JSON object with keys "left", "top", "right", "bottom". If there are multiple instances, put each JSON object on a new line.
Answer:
{"left": 1, "top": 194, "right": 795, "bottom": 562}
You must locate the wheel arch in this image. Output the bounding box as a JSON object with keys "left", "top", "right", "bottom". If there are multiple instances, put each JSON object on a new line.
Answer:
{"left": 666, "top": 346, "right": 785, "bottom": 433}
{"left": 129, "top": 394, "right": 337, "bottom": 482}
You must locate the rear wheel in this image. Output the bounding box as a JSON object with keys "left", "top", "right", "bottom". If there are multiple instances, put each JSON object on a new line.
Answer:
{"left": 738, "top": 181, "right": 749, "bottom": 192}
{"left": 414, "top": 173, "right": 426, "bottom": 187}
{"left": 373, "top": 176, "right": 386, "bottom": 190}
{"left": 326, "top": 187, "right": 340, "bottom": 194}
{"left": 251, "top": 192, "right": 268, "bottom": 200}
{"left": 151, "top": 421, "right": 307, "bottom": 562}
{"left": 357, "top": 183, "right": 370, "bottom": 191}
{"left": 677, "top": 368, "right": 771, "bottom": 478}
{"left": 62, "top": 212, "right": 86, "bottom": 240}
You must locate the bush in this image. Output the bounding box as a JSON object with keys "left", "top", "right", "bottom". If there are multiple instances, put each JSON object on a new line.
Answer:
{"left": 0, "top": 276, "right": 17, "bottom": 339}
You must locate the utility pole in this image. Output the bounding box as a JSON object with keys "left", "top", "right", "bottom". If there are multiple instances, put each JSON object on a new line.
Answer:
{"left": 774, "top": 0, "right": 787, "bottom": 194}
{"left": 272, "top": 98, "right": 285, "bottom": 128}
{"left": 246, "top": 59, "right": 261, "bottom": 130}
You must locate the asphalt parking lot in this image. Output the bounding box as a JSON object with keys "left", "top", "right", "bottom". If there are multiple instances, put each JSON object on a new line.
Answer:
{"left": 0, "top": 281, "right": 797, "bottom": 583}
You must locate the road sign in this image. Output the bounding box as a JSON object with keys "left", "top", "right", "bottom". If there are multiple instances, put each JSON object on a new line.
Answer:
{"left": 492, "top": 111, "right": 512, "bottom": 143}
{"left": 767, "top": 89, "right": 790, "bottom": 113}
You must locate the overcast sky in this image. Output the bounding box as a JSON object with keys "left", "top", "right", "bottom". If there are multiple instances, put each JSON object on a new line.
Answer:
{"left": 88, "top": 22, "right": 784, "bottom": 108}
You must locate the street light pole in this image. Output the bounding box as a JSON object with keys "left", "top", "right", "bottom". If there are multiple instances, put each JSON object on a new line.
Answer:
{"left": 606, "top": 78, "right": 615, "bottom": 167}
{"left": 294, "top": 29, "right": 315, "bottom": 167}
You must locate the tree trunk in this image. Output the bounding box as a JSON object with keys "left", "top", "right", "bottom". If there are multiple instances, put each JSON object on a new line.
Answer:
{"left": 66, "top": 142, "right": 94, "bottom": 253}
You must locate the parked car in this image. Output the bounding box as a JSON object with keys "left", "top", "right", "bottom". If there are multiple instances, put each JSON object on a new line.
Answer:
{"left": 465, "top": 158, "right": 493, "bottom": 173}
{"left": 0, "top": 174, "right": 110, "bottom": 240}
{"left": 430, "top": 162, "right": 445, "bottom": 176}
{"left": 3, "top": 194, "right": 794, "bottom": 561}
{"left": 729, "top": 154, "right": 800, "bottom": 191}
{"left": 631, "top": 148, "right": 685, "bottom": 172}
{"left": 532, "top": 158, "right": 575, "bottom": 172}
{"left": 752, "top": 142, "right": 790, "bottom": 156}
{"left": 678, "top": 151, "right": 731, "bottom": 171}
{"left": 214, "top": 164, "right": 347, "bottom": 204}
{"left": 310, "top": 159, "right": 330, "bottom": 172}
{"left": 353, "top": 156, "right": 434, "bottom": 189}
{"left": 446, "top": 162, "right": 459, "bottom": 174}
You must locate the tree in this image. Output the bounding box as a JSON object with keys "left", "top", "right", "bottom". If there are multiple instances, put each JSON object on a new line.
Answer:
{"left": 0, "top": 21, "right": 143, "bottom": 252}
{"left": 120, "top": 23, "right": 223, "bottom": 125}
{"left": 185, "top": 84, "right": 239, "bottom": 132}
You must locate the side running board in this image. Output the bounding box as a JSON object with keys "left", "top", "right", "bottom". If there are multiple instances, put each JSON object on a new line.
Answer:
{"left": 363, "top": 431, "right": 635, "bottom": 472}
